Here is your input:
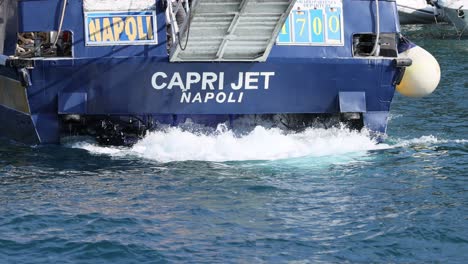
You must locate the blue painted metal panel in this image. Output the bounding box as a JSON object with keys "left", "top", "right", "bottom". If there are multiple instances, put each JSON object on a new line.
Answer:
{"left": 28, "top": 57, "right": 396, "bottom": 116}
{"left": 0, "top": 55, "right": 8, "bottom": 66}
{"left": 18, "top": 0, "right": 168, "bottom": 58}
{"left": 363, "top": 111, "right": 390, "bottom": 134}
{"left": 0, "top": 64, "right": 18, "bottom": 80}
{"left": 31, "top": 113, "right": 60, "bottom": 144}
{"left": 309, "top": 9, "right": 325, "bottom": 44}
{"left": 269, "top": 0, "right": 400, "bottom": 59}
{"left": 58, "top": 92, "right": 87, "bottom": 113}
{"left": 325, "top": 7, "right": 343, "bottom": 43}
{"left": 339, "top": 92, "right": 367, "bottom": 113}
{"left": 277, "top": 16, "right": 292, "bottom": 44}
{"left": 15, "top": 0, "right": 399, "bottom": 60}
{"left": 0, "top": 104, "right": 39, "bottom": 144}
{"left": 292, "top": 10, "right": 311, "bottom": 43}
{"left": 84, "top": 11, "right": 158, "bottom": 46}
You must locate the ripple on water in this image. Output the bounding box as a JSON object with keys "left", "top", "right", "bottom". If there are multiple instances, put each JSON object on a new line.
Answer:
{"left": 0, "top": 25, "right": 467, "bottom": 263}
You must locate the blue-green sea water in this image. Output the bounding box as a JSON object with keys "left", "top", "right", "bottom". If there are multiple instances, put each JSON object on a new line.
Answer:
{"left": 0, "top": 25, "right": 467, "bottom": 263}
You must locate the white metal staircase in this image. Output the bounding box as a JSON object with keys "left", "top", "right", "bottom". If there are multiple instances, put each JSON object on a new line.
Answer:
{"left": 168, "top": 0, "right": 297, "bottom": 62}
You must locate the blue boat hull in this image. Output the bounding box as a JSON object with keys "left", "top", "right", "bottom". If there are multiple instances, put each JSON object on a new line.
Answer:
{"left": 0, "top": 0, "right": 404, "bottom": 145}
{"left": 0, "top": 56, "right": 397, "bottom": 144}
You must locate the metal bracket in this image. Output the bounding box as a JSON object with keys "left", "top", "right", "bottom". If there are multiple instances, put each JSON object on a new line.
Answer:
{"left": 393, "top": 57, "right": 412, "bottom": 85}
{"left": 0, "top": 55, "right": 8, "bottom": 66}
{"left": 6, "top": 58, "right": 35, "bottom": 69}
{"left": 58, "top": 92, "right": 88, "bottom": 114}
{"left": 17, "top": 68, "right": 32, "bottom": 87}
{"left": 339, "top": 92, "right": 367, "bottom": 113}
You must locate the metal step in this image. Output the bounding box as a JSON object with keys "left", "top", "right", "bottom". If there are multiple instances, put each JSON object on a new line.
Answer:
{"left": 169, "top": 0, "right": 297, "bottom": 62}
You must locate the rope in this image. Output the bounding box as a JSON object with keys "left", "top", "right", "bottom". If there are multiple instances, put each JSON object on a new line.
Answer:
{"left": 177, "top": 2, "right": 192, "bottom": 51}
{"left": 53, "top": 0, "right": 67, "bottom": 47}
{"left": 370, "top": 0, "right": 380, "bottom": 56}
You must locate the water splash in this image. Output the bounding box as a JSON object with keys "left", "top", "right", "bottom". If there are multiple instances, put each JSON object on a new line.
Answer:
{"left": 393, "top": 135, "right": 468, "bottom": 147}
{"left": 71, "top": 125, "right": 391, "bottom": 163}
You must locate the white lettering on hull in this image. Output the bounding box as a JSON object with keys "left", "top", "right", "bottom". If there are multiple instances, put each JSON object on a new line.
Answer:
{"left": 180, "top": 92, "right": 244, "bottom": 104}
{"left": 152, "top": 72, "right": 275, "bottom": 104}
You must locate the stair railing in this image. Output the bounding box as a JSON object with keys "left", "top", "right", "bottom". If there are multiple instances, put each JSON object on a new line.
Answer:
{"left": 165, "top": 0, "right": 191, "bottom": 46}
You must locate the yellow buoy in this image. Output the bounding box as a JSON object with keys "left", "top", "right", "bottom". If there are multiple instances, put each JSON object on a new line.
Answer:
{"left": 397, "top": 46, "right": 441, "bottom": 97}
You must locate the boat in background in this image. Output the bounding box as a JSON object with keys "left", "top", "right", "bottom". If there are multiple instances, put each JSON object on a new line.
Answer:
{"left": 438, "top": 0, "right": 468, "bottom": 36}
{"left": 397, "top": 0, "right": 441, "bottom": 24}
{"left": 397, "top": 0, "right": 467, "bottom": 36}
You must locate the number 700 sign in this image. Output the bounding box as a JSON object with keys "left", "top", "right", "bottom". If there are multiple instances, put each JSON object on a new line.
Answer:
{"left": 277, "top": 4, "right": 344, "bottom": 46}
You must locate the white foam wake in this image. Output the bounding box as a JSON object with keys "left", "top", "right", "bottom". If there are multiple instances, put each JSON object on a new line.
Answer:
{"left": 393, "top": 135, "right": 468, "bottom": 147}
{"left": 71, "top": 125, "right": 390, "bottom": 162}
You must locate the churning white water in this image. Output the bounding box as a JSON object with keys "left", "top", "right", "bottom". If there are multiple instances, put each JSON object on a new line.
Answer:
{"left": 71, "top": 125, "right": 393, "bottom": 162}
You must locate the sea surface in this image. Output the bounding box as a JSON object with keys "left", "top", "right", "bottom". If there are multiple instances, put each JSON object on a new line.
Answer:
{"left": 0, "top": 25, "right": 467, "bottom": 263}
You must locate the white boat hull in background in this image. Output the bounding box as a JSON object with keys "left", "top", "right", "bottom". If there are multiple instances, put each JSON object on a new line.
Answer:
{"left": 397, "top": 0, "right": 440, "bottom": 24}
{"left": 439, "top": 0, "right": 468, "bottom": 35}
